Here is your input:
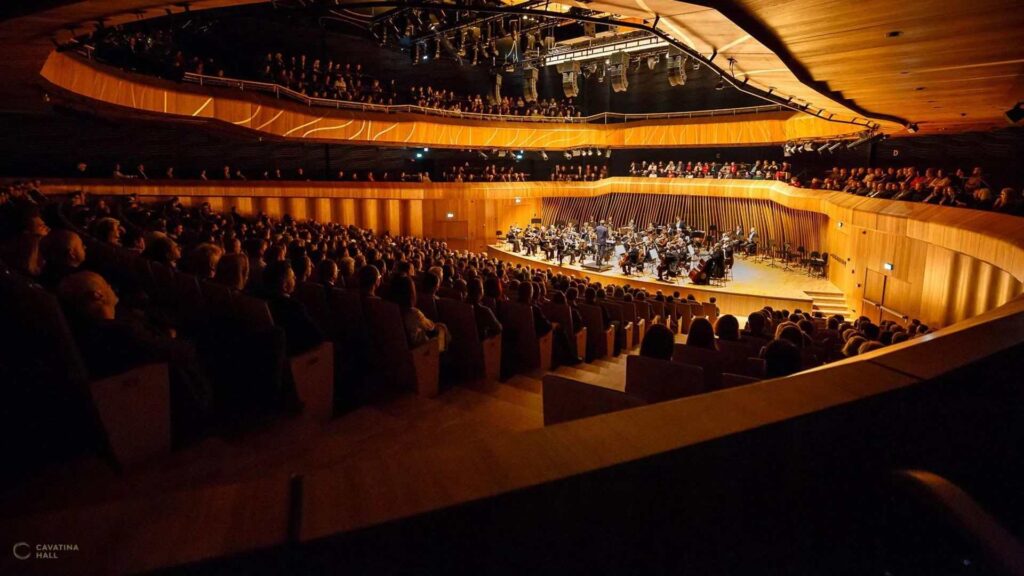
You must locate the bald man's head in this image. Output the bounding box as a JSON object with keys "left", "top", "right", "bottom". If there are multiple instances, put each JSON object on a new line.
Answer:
{"left": 57, "top": 271, "right": 118, "bottom": 321}
{"left": 42, "top": 229, "right": 86, "bottom": 272}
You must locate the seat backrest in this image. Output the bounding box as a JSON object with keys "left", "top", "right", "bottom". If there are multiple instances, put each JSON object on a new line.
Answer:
{"left": 716, "top": 339, "right": 758, "bottom": 363}
{"left": 650, "top": 301, "right": 665, "bottom": 320}
{"left": 701, "top": 302, "right": 717, "bottom": 321}
{"left": 149, "top": 261, "right": 178, "bottom": 306}
{"left": 542, "top": 375, "right": 645, "bottom": 426}
{"left": 0, "top": 270, "right": 102, "bottom": 469}
{"left": 577, "top": 303, "right": 609, "bottom": 358}
{"left": 437, "top": 298, "right": 485, "bottom": 379}
{"left": 721, "top": 373, "right": 761, "bottom": 389}
{"left": 625, "top": 355, "right": 704, "bottom": 403}
{"left": 295, "top": 282, "right": 330, "bottom": 331}
{"left": 232, "top": 293, "right": 274, "bottom": 331}
{"left": 542, "top": 303, "right": 575, "bottom": 334}
{"left": 416, "top": 293, "right": 439, "bottom": 322}
{"left": 364, "top": 299, "right": 417, "bottom": 394}
{"left": 500, "top": 302, "right": 542, "bottom": 372}
{"left": 599, "top": 301, "right": 625, "bottom": 324}
{"left": 200, "top": 279, "right": 234, "bottom": 313}
{"left": 634, "top": 301, "right": 652, "bottom": 323}
{"left": 672, "top": 343, "right": 727, "bottom": 390}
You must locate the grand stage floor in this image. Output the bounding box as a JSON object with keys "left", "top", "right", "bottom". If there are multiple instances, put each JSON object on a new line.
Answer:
{"left": 487, "top": 244, "right": 846, "bottom": 317}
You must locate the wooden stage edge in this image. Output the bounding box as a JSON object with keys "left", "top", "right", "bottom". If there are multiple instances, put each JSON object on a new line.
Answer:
{"left": 487, "top": 245, "right": 821, "bottom": 317}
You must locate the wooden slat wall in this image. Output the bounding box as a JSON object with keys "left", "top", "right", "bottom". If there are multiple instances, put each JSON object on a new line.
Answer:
{"left": 543, "top": 193, "right": 827, "bottom": 252}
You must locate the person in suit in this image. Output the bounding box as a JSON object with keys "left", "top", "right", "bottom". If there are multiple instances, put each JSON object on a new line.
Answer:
{"left": 594, "top": 220, "right": 609, "bottom": 264}
{"left": 467, "top": 277, "right": 502, "bottom": 340}
{"left": 746, "top": 226, "right": 759, "bottom": 255}
{"left": 262, "top": 260, "right": 325, "bottom": 356}
{"left": 57, "top": 270, "right": 212, "bottom": 444}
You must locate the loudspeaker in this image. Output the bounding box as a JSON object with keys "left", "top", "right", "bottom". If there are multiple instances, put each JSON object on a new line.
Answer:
{"left": 561, "top": 72, "right": 579, "bottom": 98}
{"left": 667, "top": 55, "right": 687, "bottom": 87}
{"left": 530, "top": 217, "right": 542, "bottom": 224}
{"left": 609, "top": 51, "right": 629, "bottom": 93}
{"left": 523, "top": 68, "right": 538, "bottom": 102}
{"left": 488, "top": 74, "right": 502, "bottom": 105}
{"left": 583, "top": 22, "right": 596, "bottom": 37}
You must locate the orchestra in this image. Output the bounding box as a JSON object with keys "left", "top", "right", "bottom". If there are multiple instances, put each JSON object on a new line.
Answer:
{"left": 504, "top": 218, "right": 756, "bottom": 285}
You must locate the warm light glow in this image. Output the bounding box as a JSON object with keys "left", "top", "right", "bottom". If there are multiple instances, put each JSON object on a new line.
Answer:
{"left": 446, "top": 212, "right": 455, "bottom": 219}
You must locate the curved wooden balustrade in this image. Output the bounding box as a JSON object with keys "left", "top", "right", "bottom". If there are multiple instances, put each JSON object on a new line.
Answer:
{"left": 4, "top": 294, "right": 1022, "bottom": 574}
{"left": 39, "top": 51, "right": 863, "bottom": 149}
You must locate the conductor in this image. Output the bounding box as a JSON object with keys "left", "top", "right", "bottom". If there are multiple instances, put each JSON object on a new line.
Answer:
{"left": 594, "top": 220, "right": 609, "bottom": 264}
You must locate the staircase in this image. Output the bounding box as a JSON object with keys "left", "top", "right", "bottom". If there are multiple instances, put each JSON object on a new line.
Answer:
{"left": 805, "top": 290, "right": 855, "bottom": 318}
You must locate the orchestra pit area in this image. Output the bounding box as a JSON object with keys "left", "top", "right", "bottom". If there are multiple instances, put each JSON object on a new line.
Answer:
{"left": 0, "top": 1, "right": 1023, "bottom": 574}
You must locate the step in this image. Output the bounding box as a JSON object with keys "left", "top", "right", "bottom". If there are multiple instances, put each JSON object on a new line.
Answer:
{"left": 804, "top": 290, "right": 845, "bottom": 298}
{"left": 812, "top": 295, "right": 847, "bottom": 304}
{"left": 459, "top": 380, "right": 543, "bottom": 413}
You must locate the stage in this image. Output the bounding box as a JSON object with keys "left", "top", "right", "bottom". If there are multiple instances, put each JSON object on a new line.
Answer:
{"left": 487, "top": 244, "right": 844, "bottom": 318}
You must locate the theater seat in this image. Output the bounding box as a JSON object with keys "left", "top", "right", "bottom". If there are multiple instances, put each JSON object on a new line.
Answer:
{"left": 625, "top": 356, "right": 704, "bottom": 403}
{"left": 672, "top": 344, "right": 728, "bottom": 390}
{"left": 437, "top": 298, "right": 501, "bottom": 383}
{"left": 578, "top": 303, "right": 614, "bottom": 362}
{"left": 542, "top": 375, "right": 646, "bottom": 426}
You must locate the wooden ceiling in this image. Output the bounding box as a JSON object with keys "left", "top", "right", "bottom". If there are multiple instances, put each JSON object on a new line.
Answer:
{"left": 569, "top": 0, "right": 1024, "bottom": 133}
{"left": 1, "top": 0, "right": 1021, "bottom": 133}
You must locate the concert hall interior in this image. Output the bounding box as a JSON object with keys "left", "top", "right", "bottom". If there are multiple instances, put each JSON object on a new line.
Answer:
{"left": 1, "top": 0, "right": 1023, "bottom": 573}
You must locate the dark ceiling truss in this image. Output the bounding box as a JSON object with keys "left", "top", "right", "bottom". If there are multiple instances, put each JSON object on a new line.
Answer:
{"left": 316, "top": 0, "right": 906, "bottom": 130}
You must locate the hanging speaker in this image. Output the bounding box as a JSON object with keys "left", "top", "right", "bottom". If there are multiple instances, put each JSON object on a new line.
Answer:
{"left": 667, "top": 55, "right": 687, "bottom": 87}
{"left": 609, "top": 51, "right": 629, "bottom": 93}
{"left": 561, "top": 72, "right": 579, "bottom": 98}
{"left": 523, "top": 68, "right": 539, "bottom": 102}
{"left": 488, "top": 73, "right": 502, "bottom": 105}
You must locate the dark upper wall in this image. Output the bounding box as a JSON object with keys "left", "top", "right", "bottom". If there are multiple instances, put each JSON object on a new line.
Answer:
{"left": 125, "top": 5, "right": 767, "bottom": 115}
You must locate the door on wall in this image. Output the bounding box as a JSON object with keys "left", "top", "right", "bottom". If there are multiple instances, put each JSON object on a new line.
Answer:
{"left": 862, "top": 269, "right": 887, "bottom": 324}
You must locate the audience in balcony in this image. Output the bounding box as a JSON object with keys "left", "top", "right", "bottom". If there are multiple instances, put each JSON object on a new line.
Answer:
{"left": 629, "top": 160, "right": 792, "bottom": 181}
{"left": 803, "top": 165, "right": 1022, "bottom": 215}
{"left": 551, "top": 164, "right": 608, "bottom": 182}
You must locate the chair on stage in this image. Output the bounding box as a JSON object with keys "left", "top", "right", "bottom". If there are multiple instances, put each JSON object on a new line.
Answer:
{"left": 808, "top": 251, "right": 828, "bottom": 278}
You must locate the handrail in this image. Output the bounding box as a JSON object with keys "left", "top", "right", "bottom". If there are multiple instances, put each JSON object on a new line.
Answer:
{"left": 181, "top": 71, "right": 785, "bottom": 124}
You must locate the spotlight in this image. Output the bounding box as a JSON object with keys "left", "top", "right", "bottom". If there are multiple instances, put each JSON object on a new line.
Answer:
{"left": 415, "top": 152, "right": 423, "bottom": 159}
{"left": 564, "top": 152, "right": 572, "bottom": 160}
{"left": 817, "top": 141, "right": 831, "bottom": 153}
{"left": 906, "top": 123, "right": 919, "bottom": 133}
{"left": 646, "top": 55, "right": 658, "bottom": 70}
{"left": 540, "top": 151, "right": 548, "bottom": 161}
{"left": 803, "top": 142, "right": 815, "bottom": 152}
{"left": 783, "top": 145, "right": 792, "bottom": 158}
{"left": 715, "top": 77, "right": 725, "bottom": 90}
{"left": 1005, "top": 102, "right": 1024, "bottom": 124}
{"left": 516, "top": 153, "right": 523, "bottom": 160}
{"left": 605, "top": 149, "right": 612, "bottom": 158}
{"left": 828, "top": 141, "right": 844, "bottom": 152}
{"left": 692, "top": 59, "right": 700, "bottom": 71}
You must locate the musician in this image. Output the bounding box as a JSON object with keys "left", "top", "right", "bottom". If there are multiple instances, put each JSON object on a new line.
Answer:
{"left": 620, "top": 241, "right": 641, "bottom": 275}
{"left": 746, "top": 226, "right": 758, "bottom": 255}
{"left": 524, "top": 227, "right": 539, "bottom": 256}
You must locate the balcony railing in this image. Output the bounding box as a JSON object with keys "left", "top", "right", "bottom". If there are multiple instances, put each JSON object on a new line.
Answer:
{"left": 180, "top": 71, "right": 784, "bottom": 124}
